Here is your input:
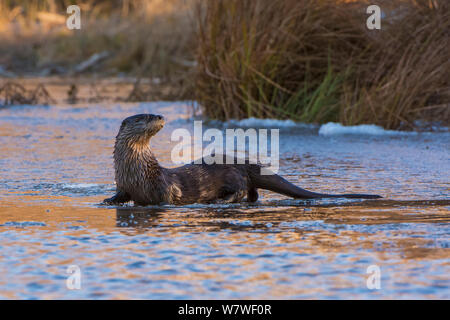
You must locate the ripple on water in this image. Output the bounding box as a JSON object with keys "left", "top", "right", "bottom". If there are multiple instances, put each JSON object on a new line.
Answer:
{"left": 0, "top": 101, "right": 448, "bottom": 299}
{"left": 0, "top": 221, "right": 47, "bottom": 228}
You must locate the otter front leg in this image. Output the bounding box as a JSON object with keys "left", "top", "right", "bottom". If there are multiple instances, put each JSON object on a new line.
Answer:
{"left": 102, "top": 190, "right": 131, "bottom": 205}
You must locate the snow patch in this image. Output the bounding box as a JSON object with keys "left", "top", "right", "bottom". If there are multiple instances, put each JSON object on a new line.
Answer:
{"left": 319, "top": 122, "right": 417, "bottom": 136}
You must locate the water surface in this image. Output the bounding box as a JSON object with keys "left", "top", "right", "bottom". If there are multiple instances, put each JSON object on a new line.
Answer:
{"left": 0, "top": 102, "right": 448, "bottom": 299}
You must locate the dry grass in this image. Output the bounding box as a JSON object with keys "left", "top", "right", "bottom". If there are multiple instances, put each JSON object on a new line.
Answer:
{"left": 196, "top": 0, "right": 450, "bottom": 129}
{"left": 1, "top": 1, "right": 449, "bottom": 128}
{"left": 0, "top": 0, "right": 197, "bottom": 99}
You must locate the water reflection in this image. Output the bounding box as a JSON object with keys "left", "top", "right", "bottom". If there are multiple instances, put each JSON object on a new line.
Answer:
{"left": 116, "top": 207, "right": 165, "bottom": 229}
{"left": 0, "top": 101, "right": 448, "bottom": 299}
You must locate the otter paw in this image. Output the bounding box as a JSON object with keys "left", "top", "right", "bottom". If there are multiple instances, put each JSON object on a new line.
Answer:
{"left": 101, "top": 198, "right": 115, "bottom": 205}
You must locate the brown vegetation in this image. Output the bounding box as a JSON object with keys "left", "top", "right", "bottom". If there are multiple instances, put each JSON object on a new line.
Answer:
{"left": 0, "top": 0, "right": 449, "bottom": 128}
{"left": 0, "top": 0, "right": 197, "bottom": 100}
{"left": 0, "top": 81, "right": 55, "bottom": 106}
{"left": 196, "top": 0, "right": 450, "bottom": 129}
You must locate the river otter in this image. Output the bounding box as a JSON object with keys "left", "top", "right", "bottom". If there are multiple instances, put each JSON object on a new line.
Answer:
{"left": 103, "top": 114, "right": 382, "bottom": 205}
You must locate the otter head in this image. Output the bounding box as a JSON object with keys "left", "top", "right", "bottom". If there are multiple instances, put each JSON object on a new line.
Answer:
{"left": 116, "top": 114, "right": 165, "bottom": 146}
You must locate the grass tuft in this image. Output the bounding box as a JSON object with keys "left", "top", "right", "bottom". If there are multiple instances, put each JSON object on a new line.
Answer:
{"left": 195, "top": 0, "right": 450, "bottom": 129}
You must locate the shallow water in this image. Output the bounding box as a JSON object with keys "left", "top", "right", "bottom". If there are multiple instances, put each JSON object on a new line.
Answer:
{"left": 0, "top": 102, "right": 449, "bottom": 299}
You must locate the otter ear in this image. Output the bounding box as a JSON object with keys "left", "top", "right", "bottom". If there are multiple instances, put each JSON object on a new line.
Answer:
{"left": 120, "top": 121, "right": 127, "bottom": 130}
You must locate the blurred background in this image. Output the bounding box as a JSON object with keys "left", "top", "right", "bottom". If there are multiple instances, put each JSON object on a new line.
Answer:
{"left": 0, "top": 0, "right": 449, "bottom": 129}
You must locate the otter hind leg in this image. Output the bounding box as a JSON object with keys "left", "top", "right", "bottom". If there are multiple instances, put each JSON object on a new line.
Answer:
{"left": 247, "top": 188, "right": 258, "bottom": 202}
{"left": 214, "top": 169, "right": 247, "bottom": 203}
{"left": 217, "top": 187, "right": 246, "bottom": 204}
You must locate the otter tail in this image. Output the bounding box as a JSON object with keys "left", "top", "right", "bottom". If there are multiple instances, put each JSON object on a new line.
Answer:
{"left": 248, "top": 167, "right": 382, "bottom": 199}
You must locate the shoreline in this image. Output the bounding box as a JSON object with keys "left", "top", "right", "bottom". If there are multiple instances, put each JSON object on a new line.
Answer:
{"left": 1, "top": 76, "right": 449, "bottom": 132}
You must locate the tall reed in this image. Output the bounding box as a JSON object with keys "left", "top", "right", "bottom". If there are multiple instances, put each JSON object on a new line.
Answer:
{"left": 195, "top": 0, "right": 450, "bottom": 129}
